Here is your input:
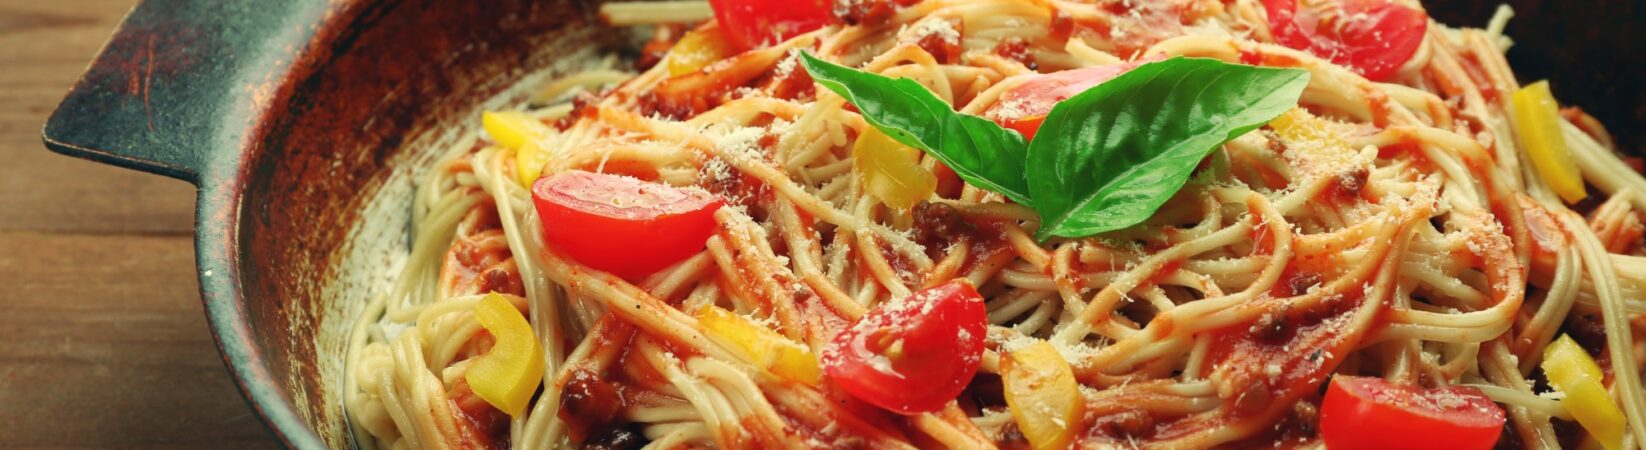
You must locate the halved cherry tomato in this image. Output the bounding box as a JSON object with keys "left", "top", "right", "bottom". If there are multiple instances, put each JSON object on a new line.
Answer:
{"left": 1320, "top": 376, "right": 1506, "bottom": 450}
{"left": 707, "top": 0, "right": 831, "bottom": 50}
{"left": 1262, "top": 0, "right": 1428, "bottom": 81}
{"left": 531, "top": 171, "right": 723, "bottom": 279}
{"left": 820, "top": 280, "right": 986, "bottom": 414}
{"left": 986, "top": 61, "right": 1144, "bottom": 140}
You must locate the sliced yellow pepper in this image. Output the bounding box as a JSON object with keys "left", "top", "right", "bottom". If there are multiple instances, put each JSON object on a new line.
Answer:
{"left": 1513, "top": 81, "right": 1586, "bottom": 204}
{"left": 1003, "top": 341, "right": 1083, "bottom": 450}
{"left": 695, "top": 306, "right": 821, "bottom": 385}
{"left": 854, "top": 127, "right": 937, "bottom": 210}
{"left": 666, "top": 27, "right": 736, "bottom": 77}
{"left": 463, "top": 293, "right": 546, "bottom": 417}
{"left": 1269, "top": 109, "right": 1349, "bottom": 153}
{"left": 482, "top": 111, "right": 555, "bottom": 186}
{"left": 1543, "top": 334, "right": 1626, "bottom": 450}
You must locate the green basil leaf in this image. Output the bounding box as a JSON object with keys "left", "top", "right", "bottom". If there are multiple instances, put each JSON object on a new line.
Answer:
{"left": 1027, "top": 57, "right": 1309, "bottom": 240}
{"left": 799, "top": 52, "right": 1034, "bottom": 206}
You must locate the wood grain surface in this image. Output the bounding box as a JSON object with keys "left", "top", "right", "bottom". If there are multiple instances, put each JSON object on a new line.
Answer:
{"left": 0, "top": 1, "right": 281, "bottom": 448}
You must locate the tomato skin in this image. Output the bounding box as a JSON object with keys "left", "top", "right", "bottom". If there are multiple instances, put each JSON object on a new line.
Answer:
{"left": 1262, "top": 0, "right": 1428, "bottom": 81}
{"left": 1320, "top": 376, "right": 1506, "bottom": 450}
{"left": 531, "top": 171, "right": 723, "bottom": 280}
{"left": 987, "top": 62, "right": 1143, "bottom": 140}
{"left": 820, "top": 280, "right": 987, "bottom": 414}
{"left": 707, "top": 0, "right": 832, "bottom": 50}
{"left": 1003, "top": 115, "right": 1046, "bottom": 141}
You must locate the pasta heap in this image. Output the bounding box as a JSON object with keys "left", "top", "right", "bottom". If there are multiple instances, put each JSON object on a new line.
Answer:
{"left": 344, "top": 0, "right": 1646, "bottom": 448}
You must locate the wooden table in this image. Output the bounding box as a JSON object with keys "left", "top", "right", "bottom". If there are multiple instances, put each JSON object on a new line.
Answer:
{"left": 0, "top": 1, "right": 282, "bottom": 448}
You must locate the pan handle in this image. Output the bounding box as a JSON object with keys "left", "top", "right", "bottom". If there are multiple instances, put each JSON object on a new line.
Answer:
{"left": 41, "top": 0, "right": 323, "bottom": 184}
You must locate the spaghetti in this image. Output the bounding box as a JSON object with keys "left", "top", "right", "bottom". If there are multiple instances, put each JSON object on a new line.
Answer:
{"left": 345, "top": 0, "right": 1646, "bottom": 448}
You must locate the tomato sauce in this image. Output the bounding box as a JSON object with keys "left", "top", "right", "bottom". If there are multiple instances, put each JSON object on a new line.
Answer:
{"left": 699, "top": 156, "right": 774, "bottom": 212}
{"left": 555, "top": 91, "right": 603, "bottom": 130}
{"left": 1138, "top": 283, "right": 1375, "bottom": 444}
{"left": 797, "top": 285, "right": 851, "bottom": 344}
{"left": 1375, "top": 133, "right": 1438, "bottom": 173}
{"left": 761, "top": 58, "right": 816, "bottom": 101}
{"left": 1317, "top": 168, "right": 1368, "bottom": 208}
{"left": 1144, "top": 259, "right": 1185, "bottom": 288}
{"left": 553, "top": 320, "right": 647, "bottom": 445}
{"left": 1047, "top": 9, "right": 1076, "bottom": 42}
{"left": 447, "top": 379, "right": 512, "bottom": 450}
{"left": 1364, "top": 86, "right": 1395, "bottom": 128}
{"left": 1456, "top": 51, "right": 1500, "bottom": 105}
{"left": 558, "top": 369, "right": 630, "bottom": 444}
{"left": 957, "top": 221, "right": 1017, "bottom": 277}
{"left": 1250, "top": 211, "right": 1277, "bottom": 256}
{"left": 992, "top": 38, "right": 1039, "bottom": 71}
{"left": 578, "top": 158, "right": 660, "bottom": 181}
{"left": 441, "top": 204, "right": 527, "bottom": 297}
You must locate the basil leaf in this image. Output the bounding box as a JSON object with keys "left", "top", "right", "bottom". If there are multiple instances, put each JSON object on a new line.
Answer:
{"left": 799, "top": 52, "right": 1034, "bottom": 206}
{"left": 1027, "top": 57, "right": 1309, "bottom": 240}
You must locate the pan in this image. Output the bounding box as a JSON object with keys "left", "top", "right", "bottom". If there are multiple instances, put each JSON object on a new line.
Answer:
{"left": 40, "top": 0, "right": 1644, "bottom": 448}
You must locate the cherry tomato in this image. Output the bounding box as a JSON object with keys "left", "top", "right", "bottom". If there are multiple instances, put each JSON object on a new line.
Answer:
{"left": 1320, "top": 376, "right": 1506, "bottom": 450}
{"left": 987, "top": 61, "right": 1143, "bottom": 140}
{"left": 531, "top": 171, "right": 723, "bottom": 279}
{"left": 707, "top": 0, "right": 832, "bottom": 50}
{"left": 820, "top": 280, "right": 986, "bottom": 414}
{"left": 1262, "top": 0, "right": 1428, "bottom": 81}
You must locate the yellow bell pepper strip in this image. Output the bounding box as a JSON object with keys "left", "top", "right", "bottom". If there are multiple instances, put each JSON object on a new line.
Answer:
{"left": 1543, "top": 334, "right": 1626, "bottom": 450}
{"left": 1003, "top": 341, "right": 1083, "bottom": 450}
{"left": 463, "top": 293, "right": 546, "bottom": 417}
{"left": 1512, "top": 81, "right": 1586, "bottom": 204}
{"left": 481, "top": 111, "right": 555, "bottom": 187}
{"left": 1269, "top": 108, "right": 1351, "bottom": 155}
{"left": 666, "top": 27, "right": 736, "bottom": 77}
{"left": 854, "top": 127, "right": 937, "bottom": 210}
{"left": 695, "top": 305, "right": 821, "bottom": 385}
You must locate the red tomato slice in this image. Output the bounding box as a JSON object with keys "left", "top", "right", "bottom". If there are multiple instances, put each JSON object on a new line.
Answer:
{"left": 1262, "top": 0, "right": 1428, "bottom": 81}
{"left": 1002, "top": 115, "right": 1047, "bottom": 142}
{"left": 987, "top": 61, "right": 1145, "bottom": 140}
{"left": 707, "top": 0, "right": 832, "bottom": 50}
{"left": 1320, "top": 376, "right": 1506, "bottom": 450}
{"left": 820, "top": 280, "right": 986, "bottom": 414}
{"left": 531, "top": 171, "right": 723, "bottom": 280}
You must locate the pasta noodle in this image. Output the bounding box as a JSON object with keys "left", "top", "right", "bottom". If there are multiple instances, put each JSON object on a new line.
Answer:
{"left": 346, "top": 1, "right": 1646, "bottom": 448}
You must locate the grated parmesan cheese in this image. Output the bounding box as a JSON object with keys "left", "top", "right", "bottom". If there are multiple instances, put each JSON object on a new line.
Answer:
{"left": 898, "top": 16, "right": 961, "bottom": 45}
{"left": 774, "top": 49, "right": 801, "bottom": 78}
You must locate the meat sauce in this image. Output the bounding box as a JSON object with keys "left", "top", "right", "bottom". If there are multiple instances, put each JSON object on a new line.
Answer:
{"left": 1318, "top": 168, "right": 1369, "bottom": 208}
{"left": 441, "top": 203, "right": 527, "bottom": 298}
{"left": 829, "top": 0, "right": 919, "bottom": 26}
{"left": 909, "top": 203, "right": 1016, "bottom": 278}
{"left": 554, "top": 320, "right": 692, "bottom": 449}
{"left": 560, "top": 370, "right": 630, "bottom": 444}
{"left": 914, "top": 22, "right": 964, "bottom": 64}
{"left": 444, "top": 332, "right": 511, "bottom": 449}
{"left": 447, "top": 378, "right": 513, "bottom": 450}
{"left": 992, "top": 38, "right": 1039, "bottom": 71}
{"left": 1082, "top": 277, "right": 1376, "bottom": 446}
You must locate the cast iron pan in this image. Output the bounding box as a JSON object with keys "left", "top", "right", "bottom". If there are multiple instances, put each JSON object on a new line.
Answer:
{"left": 38, "top": 0, "right": 1644, "bottom": 448}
